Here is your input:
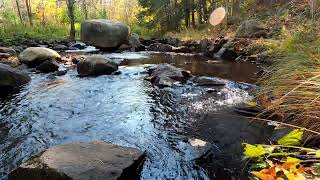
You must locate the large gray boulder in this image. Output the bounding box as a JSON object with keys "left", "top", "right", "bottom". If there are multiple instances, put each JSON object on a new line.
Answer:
{"left": 0, "top": 63, "right": 30, "bottom": 89}
{"left": 77, "top": 55, "right": 118, "bottom": 77}
{"left": 235, "top": 20, "right": 268, "bottom": 38}
{"left": 9, "top": 141, "right": 146, "bottom": 180}
{"left": 18, "top": 47, "right": 61, "bottom": 67}
{"left": 80, "top": 20, "right": 130, "bottom": 49}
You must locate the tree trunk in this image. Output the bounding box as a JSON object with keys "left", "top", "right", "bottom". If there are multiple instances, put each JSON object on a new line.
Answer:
{"left": 191, "top": 0, "right": 196, "bottom": 28}
{"left": 41, "top": 0, "right": 45, "bottom": 26}
{"left": 15, "top": 0, "right": 24, "bottom": 25}
{"left": 66, "top": 0, "right": 76, "bottom": 41}
{"left": 82, "top": 0, "right": 88, "bottom": 19}
{"left": 25, "top": 0, "right": 33, "bottom": 26}
{"left": 231, "top": 0, "right": 240, "bottom": 17}
{"left": 197, "top": 0, "right": 202, "bottom": 25}
{"left": 184, "top": 0, "right": 190, "bottom": 28}
{"left": 202, "top": 0, "right": 208, "bottom": 23}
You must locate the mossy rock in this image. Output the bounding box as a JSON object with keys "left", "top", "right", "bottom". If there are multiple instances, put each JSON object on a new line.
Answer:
{"left": 235, "top": 20, "right": 268, "bottom": 38}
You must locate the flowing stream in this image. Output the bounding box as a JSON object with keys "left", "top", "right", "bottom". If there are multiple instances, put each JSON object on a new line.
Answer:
{"left": 0, "top": 52, "right": 271, "bottom": 179}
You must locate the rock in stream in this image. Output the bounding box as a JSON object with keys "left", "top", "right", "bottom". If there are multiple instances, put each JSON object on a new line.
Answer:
{"left": 18, "top": 47, "right": 61, "bottom": 67}
{"left": 147, "top": 64, "right": 190, "bottom": 87}
{"left": 77, "top": 55, "right": 119, "bottom": 77}
{"left": 9, "top": 141, "right": 145, "bottom": 180}
{"left": 0, "top": 63, "right": 30, "bottom": 89}
{"left": 80, "top": 20, "right": 130, "bottom": 49}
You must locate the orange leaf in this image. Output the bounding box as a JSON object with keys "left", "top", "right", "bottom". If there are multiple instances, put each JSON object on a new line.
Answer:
{"left": 252, "top": 166, "right": 277, "bottom": 180}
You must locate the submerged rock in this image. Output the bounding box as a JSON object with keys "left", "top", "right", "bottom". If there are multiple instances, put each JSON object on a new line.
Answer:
{"left": 0, "top": 63, "right": 30, "bottom": 89}
{"left": 80, "top": 19, "right": 130, "bottom": 49}
{"left": 9, "top": 141, "right": 145, "bottom": 180}
{"left": 147, "top": 64, "right": 190, "bottom": 87}
{"left": 173, "top": 46, "right": 192, "bottom": 53}
{"left": 147, "top": 43, "right": 191, "bottom": 53}
{"left": 68, "top": 42, "right": 87, "bottom": 50}
{"left": 53, "top": 70, "right": 68, "bottom": 76}
{"left": 77, "top": 55, "right": 118, "bottom": 77}
{"left": 18, "top": 47, "right": 61, "bottom": 67}
{"left": 36, "top": 61, "right": 59, "bottom": 73}
{"left": 52, "top": 44, "right": 68, "bottom": 51}
{"left": 192, "top": 76, "right": 226, "bottom": 86}
{"left": 147, "top": 43, "right": 175, "bottom": 52}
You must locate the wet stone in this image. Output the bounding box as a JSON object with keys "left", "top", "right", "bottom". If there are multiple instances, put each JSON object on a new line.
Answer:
{"left": 147, "top": 64, "right": 190, "bottom": 87}
{"left": 68, "top": 42, "right": 87, "bottom": 50}
{"left": 9, "top": 141, "right": 146, "bottom": 180}
{"left": 77, "top": 55, "right": 118, "bottom": 77}
{"left": 18, "top": 47, "right": 61, "bottom": 67}
{"left": 192, "top": 76, "right": 226, "bottom": 86}
{"left": 36, "top": 61, "right": 59, "bottom": 73}
{"left": 0, "top": 53, "right": 11, "bottom": 58}
{"left": 0, "top": 63, "right": 30, "bottom": 89}
{"left": 53, "top": 45, "right": 68, "bottom": 51}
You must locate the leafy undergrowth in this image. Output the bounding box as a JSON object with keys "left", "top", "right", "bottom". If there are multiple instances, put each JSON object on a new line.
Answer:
{"left": 0, "top": 23, "right": 80, "bottom": 41}
{"left": 243, "top": 129, "right": 320, "bottom": 180}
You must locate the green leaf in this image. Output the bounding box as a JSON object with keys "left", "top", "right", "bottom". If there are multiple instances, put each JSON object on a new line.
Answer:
{"left": 277, "top": 129, "right": 304, "bottom": 146}
{"left": 243, "top": 144, "right": 266, "bottom": 158}
{"left": 316, "top": 150, "right": 320, "bottom": 158}
{"left": 251, "top": 162, "right": 268, "bottom": 169}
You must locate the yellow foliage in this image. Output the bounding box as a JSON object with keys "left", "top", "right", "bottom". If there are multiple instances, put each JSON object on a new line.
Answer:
{"left": 252, "top": 157, "right": 310, "bottom": 180}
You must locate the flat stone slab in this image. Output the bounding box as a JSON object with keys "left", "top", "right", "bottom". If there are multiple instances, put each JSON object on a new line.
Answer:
{"left": 9, "top": 141, "right": 145, "bottom": 180}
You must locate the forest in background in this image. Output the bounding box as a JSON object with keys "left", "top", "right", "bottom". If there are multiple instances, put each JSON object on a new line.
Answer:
{"left": 0, "top": 0, "right": 139, "bottom": 39}
{"left": 2, "top": 0, "right": 318, "bottom": 39}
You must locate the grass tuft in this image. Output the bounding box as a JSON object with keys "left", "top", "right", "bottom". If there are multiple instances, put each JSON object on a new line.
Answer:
{"left": 257, "top": 23, "right": 320, "bottom": 136}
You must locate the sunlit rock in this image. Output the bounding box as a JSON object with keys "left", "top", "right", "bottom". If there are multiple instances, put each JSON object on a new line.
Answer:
{"left": 18, "top": 47, "right": 61, "bottom": 67}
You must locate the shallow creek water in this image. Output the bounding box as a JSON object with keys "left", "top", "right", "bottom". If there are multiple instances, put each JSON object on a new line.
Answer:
{"left": 0, "top": 52, "right": 271, "bottom": 179}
